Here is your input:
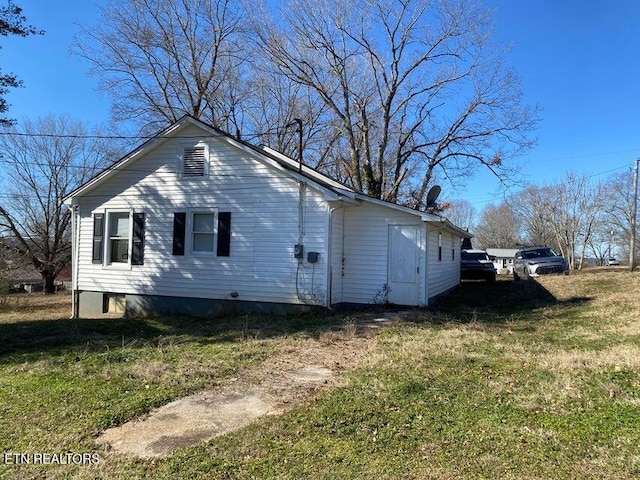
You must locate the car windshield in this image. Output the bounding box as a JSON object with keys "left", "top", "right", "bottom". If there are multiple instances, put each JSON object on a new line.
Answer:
{"left": 462, "top": 251, "right": 489, "bottom": 261}
{"left": 522, "top": 248, "right": 558, "bottom": 259}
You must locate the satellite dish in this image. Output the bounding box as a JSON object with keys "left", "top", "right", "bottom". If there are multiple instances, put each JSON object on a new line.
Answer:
{"left": 426, "top": 185, "right": 441, "bottom": 208}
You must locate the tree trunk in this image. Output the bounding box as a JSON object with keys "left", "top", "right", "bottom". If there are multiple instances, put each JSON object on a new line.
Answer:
{"left": 43, "top": 273, "right": 57, "bottom": 294}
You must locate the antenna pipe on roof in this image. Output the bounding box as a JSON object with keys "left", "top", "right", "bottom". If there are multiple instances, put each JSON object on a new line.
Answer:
{"left": 294, "top": 118, "right": 302, "bottom": 172}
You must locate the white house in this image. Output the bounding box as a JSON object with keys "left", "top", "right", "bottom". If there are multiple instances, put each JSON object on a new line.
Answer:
{"left": 63, "top": 116, "right": 469, "bottom": 318}
{"left": 486, "top": 248, "right": 519, "bottom": 275}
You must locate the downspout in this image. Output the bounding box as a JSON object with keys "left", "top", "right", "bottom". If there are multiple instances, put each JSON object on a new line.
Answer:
{"left": 295, "top": 180, "right": 307, "bottom": 304}
{"left": 71, "top": 204, "right": 80, "bottom": 319}
{"left": 293, "top": 118, "right": 307, "bottom": 304}
{"left": 423, "top": 221, "right": 429, "bottom": 306}
{"left": 298, "top": 182, "right": 306, "bottom": 245}
{"left": 296, "top": 118, "right": 305, "bottom": 247}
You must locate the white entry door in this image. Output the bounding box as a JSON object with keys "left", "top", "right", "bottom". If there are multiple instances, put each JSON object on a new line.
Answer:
{"left": 387, "top": 225, "right": 420, "bottom": 305}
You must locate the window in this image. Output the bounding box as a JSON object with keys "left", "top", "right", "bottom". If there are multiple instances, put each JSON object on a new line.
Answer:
{"left": 103, "top": 293, "right": 125, "bottom": 314}
{"left": 92, "top": 211, "right": 145, "bottom": 266}
{"left": 192, "top": 212, "right": 215, "bottom": 253}
{"left": 108, "top": 212, "right": 130, "bottom": 263}
{"left": 182, "top": 145, "right": 207, "bottom": 177}
{"left": 172, "top": 210, "right": 231, "bottom": 257}
{"left": 438, "top": 232, "right": 442, "bottom": 262}
{"left": 451, "top": 235, "right": 455, "bottom": 261}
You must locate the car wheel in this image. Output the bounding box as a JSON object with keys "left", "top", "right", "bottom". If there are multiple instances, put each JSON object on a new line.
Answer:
{"left": 513, "top": 271, "right": 519, "bottom": 281}
{"left": 487, "top": 273, "right": 496, "bottom": 282}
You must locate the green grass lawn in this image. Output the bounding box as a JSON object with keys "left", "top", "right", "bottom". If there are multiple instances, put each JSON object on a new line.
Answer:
{"left": 2, "top": 269, "right": 640, "bottom": 479}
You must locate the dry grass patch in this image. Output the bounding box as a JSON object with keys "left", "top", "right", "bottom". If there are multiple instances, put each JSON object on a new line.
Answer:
{"left": 535, "top": 344, "right": 640, "bottom": 372}
{"left": 0, "top": 292, "right": 71, "bottom": 322}
{"left": 517, "top": 375, "right": 586, "bottom": 412}
{"left": 615, "top": 318, "right": 640, "bottom": 337}
{"left": 2, "top": 271, "right": 640, "bottom": 479}
{"left": 384, "top": 324, "right": 493, "bottom": 359}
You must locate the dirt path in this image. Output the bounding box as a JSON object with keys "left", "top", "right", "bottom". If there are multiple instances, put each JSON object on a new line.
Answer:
{"left": 97, "top": 312, "right": 403, "bottom": 458}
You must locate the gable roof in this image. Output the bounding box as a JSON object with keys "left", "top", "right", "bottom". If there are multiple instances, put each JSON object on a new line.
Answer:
{"left": 63, "top": 115, "right": 469, "bottom": 237}
{"left": 486, "top": 248, "right": 520, "bottom": 258}
{"left": 63, "top": 116, "right": 351, "bottom": 205}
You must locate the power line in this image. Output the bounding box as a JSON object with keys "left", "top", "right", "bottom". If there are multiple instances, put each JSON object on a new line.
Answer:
{"left": 0, "top": 125, "right": 287, "bottom": 141}
{"left": 0, "top": 131, "right": 143, "bottom": 140}
{"left": 586, "top": 163, "right": 633, "bottom": 179}
{"left": 0, "top": 128, "right": 636, "bottom": 213}
{"left": 530, "top": 148, "right": 640, "bottom": 163}
{"left": 1, "top": 128, "right": 640, "bottom": 160}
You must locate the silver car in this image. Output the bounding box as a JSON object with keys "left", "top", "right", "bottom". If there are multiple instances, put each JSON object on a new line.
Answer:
{"left": 513, "top": 247, "right": 569, "bottom": 280}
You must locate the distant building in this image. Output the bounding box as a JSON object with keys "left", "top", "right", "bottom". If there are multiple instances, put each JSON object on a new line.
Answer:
{"left": 486, "top": 248, "right": 519, "bottom": 275}
{"left": 0, "top": 237, "right": 71, "bottom": 293}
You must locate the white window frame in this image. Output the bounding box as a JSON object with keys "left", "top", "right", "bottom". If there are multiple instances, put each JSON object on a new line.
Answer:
{"left": 104, "top": 209, "right": 133, "bottom": 269}
{"left": 179, "top": 141, "right": 210, "bottom": 178}
{"left": 188, "top": 209, "right": 218, "bottom": 256}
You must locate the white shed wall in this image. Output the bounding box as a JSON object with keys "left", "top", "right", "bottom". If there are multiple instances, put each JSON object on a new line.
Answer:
{"left": 427, "top": 225, "right": 462, "bottom": 299}
{"left": 340, "top": 202, "right": 426, "bottom": 305}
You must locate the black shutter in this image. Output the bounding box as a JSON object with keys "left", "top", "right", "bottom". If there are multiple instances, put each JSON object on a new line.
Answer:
{"left": 132, "top": 212, "right": 145, "bottom": 265}
{"left": 172, "top": 212, "right": 186, "bottom": 255}
{"left": 217, "top": 212, "right": 231, "bottom": 257}
{"left": 92, "top": 213, "right": 104, "bottom": 264}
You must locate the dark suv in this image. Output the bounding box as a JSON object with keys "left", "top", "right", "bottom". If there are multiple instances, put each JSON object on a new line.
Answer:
{"left": 461, "top": 249, "right": 497, "bottom": 282}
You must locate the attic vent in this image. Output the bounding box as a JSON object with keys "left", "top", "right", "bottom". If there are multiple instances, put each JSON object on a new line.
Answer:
{"left": 183, "top": 146, "right": 206, "bottom": 176}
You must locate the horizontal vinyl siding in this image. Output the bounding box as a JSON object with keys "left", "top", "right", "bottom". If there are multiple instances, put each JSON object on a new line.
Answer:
{"left": 330, "top": 207, "right": 344, "bottom": 305}
{"left": 341, "top": 203, "right": 425, "bottom": 305}
{"left": 427, "top": 225, "right": 461, "bottom": 299}
{"left": 76, "top": 127, "right": 328, "bottom": 305}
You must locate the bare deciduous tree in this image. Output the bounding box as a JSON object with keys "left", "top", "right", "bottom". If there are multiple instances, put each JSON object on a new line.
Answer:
{"left": 507, "top": 173, "right": 603, "bottom": 269}
{"left": 74, "top": 0, "right": 333, "bottom": 167}
{"left": 474, "top": 202, "right": 521, "bottom": 249}
{"left": 74, "top": 0, "right": 538, "bottom": 209}
{"left": 74, "top": 0, "right": 247, "bottom": 134}
{"left": 253, "top": 0, "right": 538, "bottom": 207}
{"left": 540, "top": 173, "right": 602, "bottom": 269}
{"left": 509, "top": 186, "right": 553, "bottom": 248}
{"left": 601, "top": 170, "right": 638, "bottom": 263}
{"left": 243, "top": 71, "right": 339, "bottom": 169}
{"left": 0, "top": 115, "right": 110, "bottom": 292}
{"left": 441, "top": 199, "right": 476, "bottom": 233}
{"left": 0, "top": 236, "right": 9, "bottom": 295}
{"left": 585, "top": 221, "right": 614, "bottom": 266}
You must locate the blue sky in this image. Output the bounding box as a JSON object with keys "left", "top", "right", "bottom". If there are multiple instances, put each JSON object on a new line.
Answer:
{"left": 2, "top": 0, "right": 640, "bottom": 212}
